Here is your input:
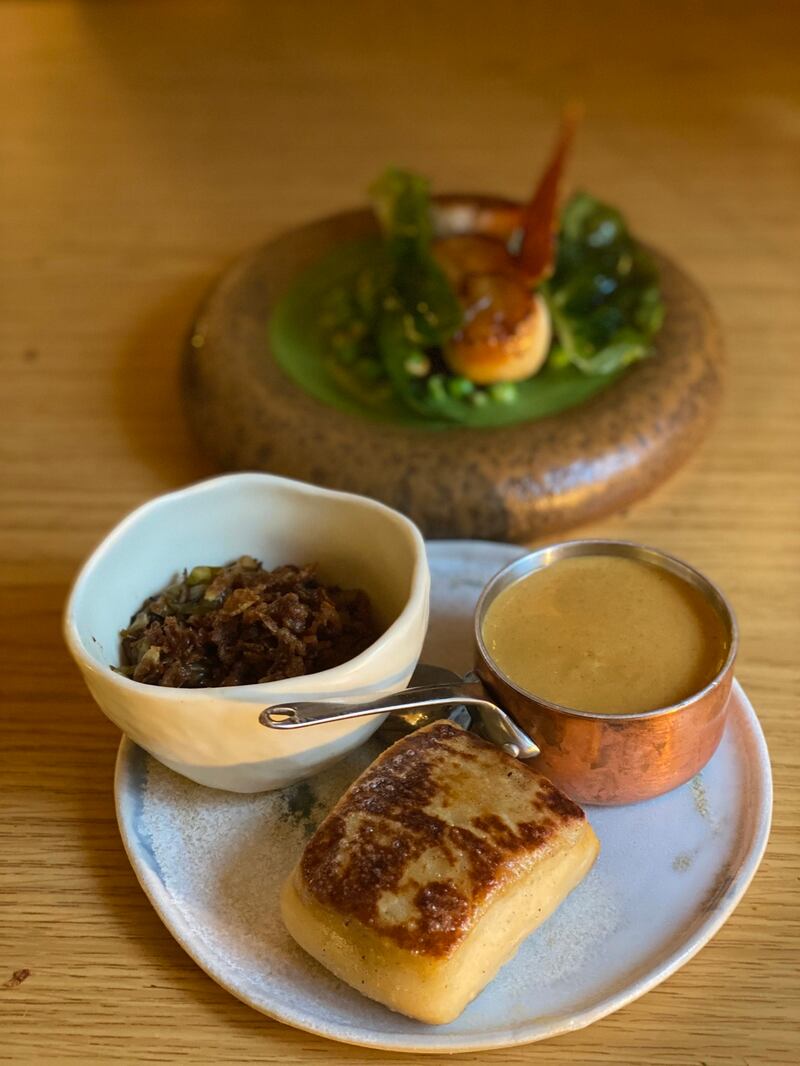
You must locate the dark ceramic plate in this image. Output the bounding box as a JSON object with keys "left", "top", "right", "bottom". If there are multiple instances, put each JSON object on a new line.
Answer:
{"left": 182, "top": 198, "right": 723, "bottom": 540}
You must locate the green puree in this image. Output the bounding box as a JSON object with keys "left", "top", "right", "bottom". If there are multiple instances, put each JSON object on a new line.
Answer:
{"left": 269, "top": 178, "right": 663, "bottom": 430}
{"left": 269, "top": 236, "right": 624, "bottom": 431}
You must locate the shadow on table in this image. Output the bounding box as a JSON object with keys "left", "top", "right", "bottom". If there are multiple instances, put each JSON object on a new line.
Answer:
{"left": 111, "top": 275, "right": 218, "bottom": 487}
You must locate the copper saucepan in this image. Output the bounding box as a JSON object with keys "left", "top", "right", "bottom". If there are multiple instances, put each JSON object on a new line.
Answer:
{"left": 474, "top": 539, "right": 738, "bottom": 805}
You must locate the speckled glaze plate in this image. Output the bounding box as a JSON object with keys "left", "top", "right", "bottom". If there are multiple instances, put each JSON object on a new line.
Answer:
{"left": 115, "top": 541, "right": 771, "bottom": 1054}
{"left": 182, "top": 201, "right": 724, "bottom": 541}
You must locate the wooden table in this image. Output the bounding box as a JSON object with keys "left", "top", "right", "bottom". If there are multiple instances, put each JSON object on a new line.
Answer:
{"left": 2, "top": 2, "right": 798, "bottom": 1062}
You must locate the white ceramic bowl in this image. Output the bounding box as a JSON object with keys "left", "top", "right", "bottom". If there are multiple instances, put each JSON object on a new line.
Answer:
{"left": 64, "top": 473, "right": 429, "bottom": 792}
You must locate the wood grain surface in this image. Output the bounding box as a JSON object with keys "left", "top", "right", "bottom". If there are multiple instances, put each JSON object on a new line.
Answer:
{"left": 1, "top": 2, "right": 798, "bottom": 1063}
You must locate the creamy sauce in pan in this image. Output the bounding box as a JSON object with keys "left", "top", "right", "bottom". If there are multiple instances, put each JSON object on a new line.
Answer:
{"left": 482, "top": 555, "right": 728, "bottom": 715}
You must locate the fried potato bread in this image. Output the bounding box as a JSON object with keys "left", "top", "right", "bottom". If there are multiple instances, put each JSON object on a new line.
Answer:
{"left": 281, "top": 720, "right": 599, "bottom": 1024}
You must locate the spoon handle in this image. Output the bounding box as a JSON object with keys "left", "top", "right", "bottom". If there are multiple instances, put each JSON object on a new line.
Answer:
{"left": 259, "top": 684, "right": 486, "bottom": 728}
{"left": 258, "top": 684, "right": 540, "bottom": 759}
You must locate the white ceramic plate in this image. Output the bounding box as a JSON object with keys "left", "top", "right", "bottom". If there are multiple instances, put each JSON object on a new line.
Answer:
{"left": 115, "top": 541, "right": 772, "bottom": 1054}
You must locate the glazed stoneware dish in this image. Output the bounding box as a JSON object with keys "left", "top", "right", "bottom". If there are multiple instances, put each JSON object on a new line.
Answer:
{"left": 475, "top": 540, "right": 738, "bottom": 805}
{"left": 182, "top": 199, "right": 723, "bottom": 540}
{"left": 64, "top": 474, "right": 430, "bottom": 792}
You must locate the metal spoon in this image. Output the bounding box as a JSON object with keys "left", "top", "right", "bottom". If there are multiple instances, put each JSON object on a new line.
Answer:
{"left": 258, "top": 664, "right": 539, "bottom": 759}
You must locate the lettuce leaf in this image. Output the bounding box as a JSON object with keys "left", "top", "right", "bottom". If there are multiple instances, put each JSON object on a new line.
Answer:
{"left": 369, "top": 168, "right": 463, "bottom": 346}
{"left": 543, "top": 192, "right": 664, "bottom": 376}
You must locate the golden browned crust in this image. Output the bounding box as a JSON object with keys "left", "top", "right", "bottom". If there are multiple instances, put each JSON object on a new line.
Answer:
{"left": 298, "top": 721, "right": 586, "bottom": 958}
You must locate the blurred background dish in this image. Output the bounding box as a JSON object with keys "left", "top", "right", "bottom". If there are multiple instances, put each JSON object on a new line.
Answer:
{"left": 183, "top": 193, "right": 723, "bottom": 540}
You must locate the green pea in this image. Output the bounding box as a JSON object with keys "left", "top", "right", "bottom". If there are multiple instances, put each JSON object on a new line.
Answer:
{"left": 403, "top": 352, "right": 431, "bottom": 378}
{"left": 488, "top": 382, "right": 518, "bottom": 404}
{"left": 446, "top": 376, "right": 475, "bottom": 399}
{"left": 426, "top": 374, "right": 447, "bottom": 399}
{"left": 549, "top": 346, "right": 571, "bottom": 369}
{"left": 470, "top": 389, "right": 489, "bottom": 407}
